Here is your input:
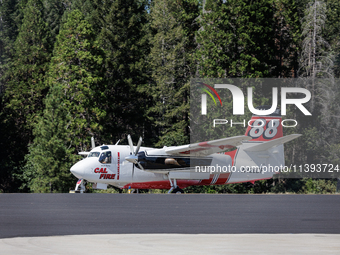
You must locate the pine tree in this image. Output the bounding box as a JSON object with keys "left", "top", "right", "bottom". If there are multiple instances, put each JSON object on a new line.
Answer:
{"left": 147, "top": 0, "right": 199, "bottom": 146}
{"left": 298, "top": 0, "right": 334, "bottom": 121}
{"left": 23, "top": 85, "right": 78, "bottom": 192}
{"left": 299, "top": 0, "right": 332, "bottom": 80}
{"left": 4, "top": 0, "right": 51, "bottom": 143}
{"left": 42, "top": 0, "right": 69, "bottom": 42}
{"left": 92, "top": 0, "right": 150, "bottom": 145}
{"left": 273, "top": 0, "right": 301, "bottom": 78}
{"left": 23, "top": 9, "right": 106, "bottom": 192}
{"left": 196, "top": 0, "right": 277, "bottom": 78}
{"left": 0, "top": 0, "right": 51, "bottom": 192}
{"left": 291, "top": 0, "right": 339, "bottom": 166}
{"left": 192, "top": 0, "right": 281, "bottom": 143}
{"left": 0, "top": 0, "right": 18, "bottom": 92}
{"left": 323, "top": 0, "right": 340, "bottom": 77}
{"left": 46, "top": 9, "right": 106, "bottom": 153}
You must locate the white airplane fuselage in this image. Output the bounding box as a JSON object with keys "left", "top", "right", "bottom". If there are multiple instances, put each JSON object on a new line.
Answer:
{"left": 70, "top": 143, "right": 281, "bottom": 190}
{"left": 70, "top": 111, "right": 300, "bottom": 192}
{"left": 71, "top": 146, "right": 163, "bottom": 188}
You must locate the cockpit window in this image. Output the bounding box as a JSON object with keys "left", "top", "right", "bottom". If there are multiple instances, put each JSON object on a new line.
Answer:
{"left": 88, "top": 152, "right": 100, "bottom": 157}
{"left": 99, "top": 151, "right": 112, "bottom": 164}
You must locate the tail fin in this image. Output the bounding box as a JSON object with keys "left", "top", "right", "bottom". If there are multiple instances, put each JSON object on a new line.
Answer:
{"left": 225, "top": 106, "right": 302, "bottom": 184}
{"left": 245, "top": 106, "right": 282, "bottom": 142}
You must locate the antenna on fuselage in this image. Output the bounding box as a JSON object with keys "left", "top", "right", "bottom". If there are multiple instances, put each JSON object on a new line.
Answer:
{"left": 115, "top": 140, "right": 120, "bottom": 145}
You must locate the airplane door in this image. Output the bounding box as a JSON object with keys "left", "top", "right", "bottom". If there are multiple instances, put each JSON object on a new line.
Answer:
{"left": 107, "top": 151, "right": 121, "bottom": 181}
{"left": 115, "top": 152, "right": 121, "bottom": 180}
{"left": 98, "top": 151, "right": 117, "bottom": 180}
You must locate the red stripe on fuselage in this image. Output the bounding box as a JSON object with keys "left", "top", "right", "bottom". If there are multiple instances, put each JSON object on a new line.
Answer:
{"left": 214, "top": 173, "right": 231, "bottom": 185}
{"left": 123, "top": 180, "right": 200, "bottom": 190}
{"left": 117, "top": 152, "right": 120, "bottom": 180}
{"left": 227, "top": 177, "right": 272, "bottom": 184}
{"left": 198, "top": 175, "right": 214, "bottom": 185}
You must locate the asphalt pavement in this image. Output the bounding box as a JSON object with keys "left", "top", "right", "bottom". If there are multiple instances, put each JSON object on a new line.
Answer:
{"left": 1, "top": 193, "right": 340, "bottom": 238}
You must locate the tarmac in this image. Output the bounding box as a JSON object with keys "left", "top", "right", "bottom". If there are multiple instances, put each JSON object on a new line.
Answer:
{"left": 1, "top": 234, "right": 340, "bottom": 254}
{"left": 1, "top": 194, "right": 340, "bottom": 254}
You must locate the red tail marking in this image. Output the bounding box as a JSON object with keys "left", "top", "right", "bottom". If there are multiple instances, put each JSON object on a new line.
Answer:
{"left": 224, "top": 149, "right": 237, "bottom": 166}
{"left": 245, "top": 116, "right": 283, "bottom": 142}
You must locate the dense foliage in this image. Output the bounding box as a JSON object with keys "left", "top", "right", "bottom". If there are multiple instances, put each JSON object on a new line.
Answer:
{"left": 0, "top": 0, "right": 339, "bottom": 193}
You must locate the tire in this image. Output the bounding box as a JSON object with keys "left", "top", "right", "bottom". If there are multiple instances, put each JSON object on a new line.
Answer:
{"left": 171, "top": 187, "right": 184, "bottom": 194}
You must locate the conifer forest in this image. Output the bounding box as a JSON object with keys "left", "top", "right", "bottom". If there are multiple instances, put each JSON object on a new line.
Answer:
{"left": 1, "top": 0, "right": 340, "bottom": 193}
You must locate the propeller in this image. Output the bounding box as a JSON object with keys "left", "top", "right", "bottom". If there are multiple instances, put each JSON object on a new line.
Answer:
{"left": 126, "top": 135, "right": 144, "bottom": 177}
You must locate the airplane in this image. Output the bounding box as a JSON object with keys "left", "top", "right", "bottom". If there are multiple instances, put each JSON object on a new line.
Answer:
{"left": 70, "top": 107, "right": 301, "bottom": 193}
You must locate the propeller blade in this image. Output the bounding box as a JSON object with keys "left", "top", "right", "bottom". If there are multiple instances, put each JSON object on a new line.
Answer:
{"left": 135, "top": 137, "right": 142, "bottom": 155}
{"left": 127, "top": 134, "right": 134, "bottom": 154}
{"left": 91, "top": 137, "right": 95, "bottom": 149}
{"left": 133, "top": 162, "right": 144, "bottom": 179}
{"left": 132, "top": 162, "right": 144, "bottom": 179}
{"left": 136, "top": 162, "right": 144, "bottom": 171}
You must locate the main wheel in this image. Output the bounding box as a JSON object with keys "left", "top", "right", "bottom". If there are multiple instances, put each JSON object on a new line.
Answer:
{"left": 171, "top": 187, "right": 184, "bottom": 194}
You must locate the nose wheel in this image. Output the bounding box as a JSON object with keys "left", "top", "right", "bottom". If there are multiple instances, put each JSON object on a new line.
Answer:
{"left": 70, "top": 179, "right": 86, "bottom": 193}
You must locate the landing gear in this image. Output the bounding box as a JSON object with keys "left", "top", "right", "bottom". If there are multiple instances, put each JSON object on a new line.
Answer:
{"left": 168, "top": 177, "right": 184, "bottom": 194}
{"left": 69, "top": 179, "right": 86, "bottom": 193}
{"left": 171, "top": 187, "right": 184, "bottom": 194}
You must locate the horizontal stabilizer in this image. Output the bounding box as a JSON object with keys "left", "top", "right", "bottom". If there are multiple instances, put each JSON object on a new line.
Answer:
{"left": 244, "top": 134, "right": 301, "bottom": 152}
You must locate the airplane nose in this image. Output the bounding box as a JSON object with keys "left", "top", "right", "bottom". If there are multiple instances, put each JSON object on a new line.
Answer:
{"left": 70, "top": 163, "right": 84, "bottom": 178}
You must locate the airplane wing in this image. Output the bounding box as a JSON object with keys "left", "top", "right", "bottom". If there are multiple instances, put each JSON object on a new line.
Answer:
{"left": 243, "top": 134, "right": 301, "bottom": 152}
{"left": 164, "top": 135, "right": 251, "bottom": 157}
